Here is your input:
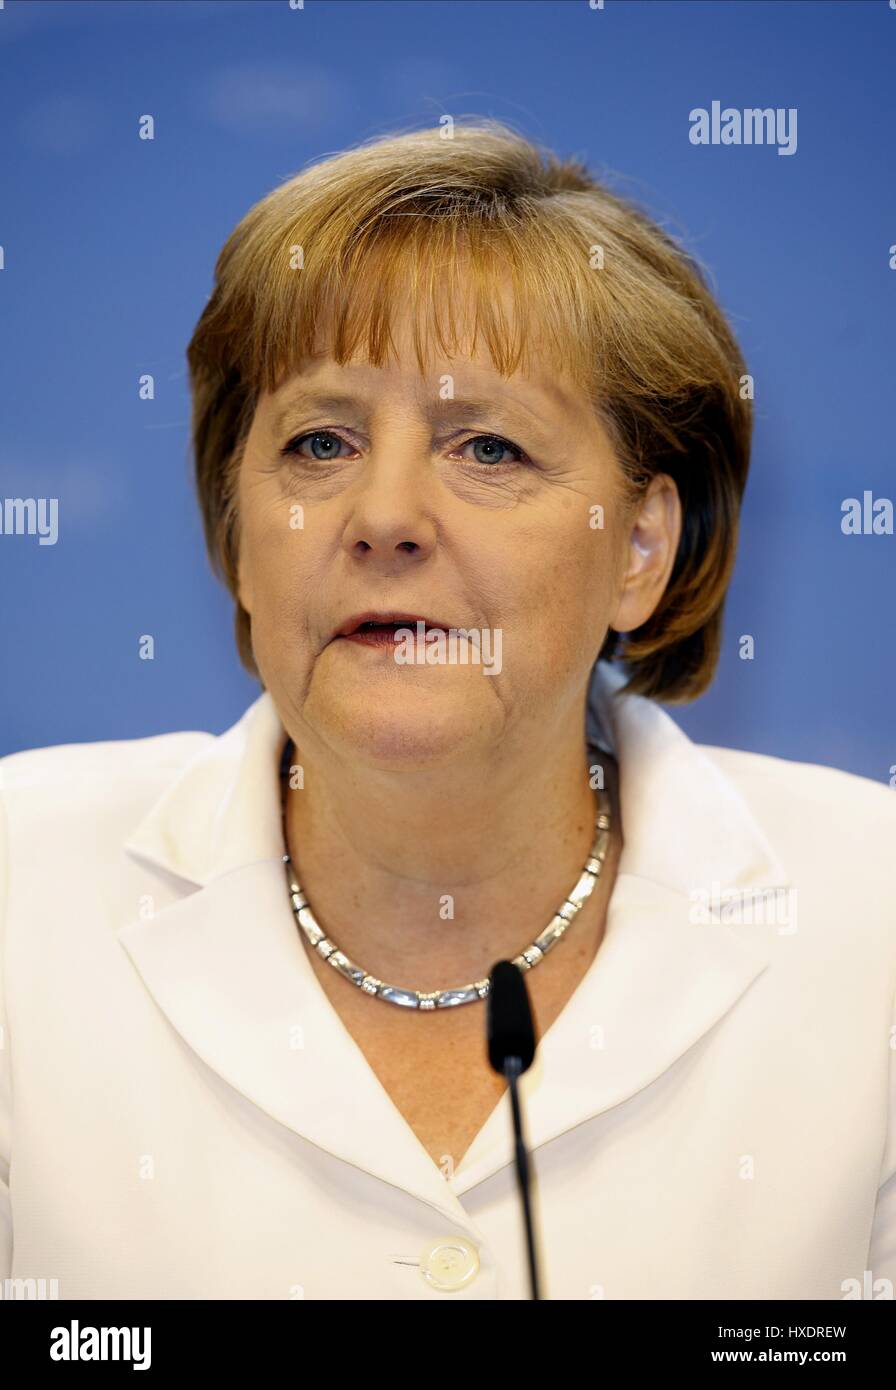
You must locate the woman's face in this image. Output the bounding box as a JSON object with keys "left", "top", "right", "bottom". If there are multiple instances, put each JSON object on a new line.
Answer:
{"left": 235, "top": 308, "right": 679, "bottom": 769}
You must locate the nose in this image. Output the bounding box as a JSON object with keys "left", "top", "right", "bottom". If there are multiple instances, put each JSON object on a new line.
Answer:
{"left": 341, "top": 435, "right": 439, "bottom": 566}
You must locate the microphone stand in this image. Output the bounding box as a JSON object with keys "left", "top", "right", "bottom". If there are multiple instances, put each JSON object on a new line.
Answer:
{"left": 488, "top": 960, "right": 542, "bottom": 1300}
{"left": 504, "top": 1055, "right": 541, "bottom": 1301}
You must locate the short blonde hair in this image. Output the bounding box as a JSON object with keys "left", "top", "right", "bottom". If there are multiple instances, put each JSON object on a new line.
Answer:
{"left": 187, "top": 120, "right": 751, "bottom": 702}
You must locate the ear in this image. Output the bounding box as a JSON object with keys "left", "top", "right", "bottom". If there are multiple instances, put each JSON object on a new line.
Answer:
{"left": 608, "top": 473, "right": 682, "bottom": 634}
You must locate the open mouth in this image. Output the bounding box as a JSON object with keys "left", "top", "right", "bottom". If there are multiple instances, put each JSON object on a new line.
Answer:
{"left": 335, "top": 611, "right": 450, "bottom": 642}
{"left": 354, "top": 619, "right": 445, "bottom": 631}
{"left": 355, "top": 621, "right": 414, "bottom": 633}
{"left": 340, "top": 619, "right": 446, "bottom": 646}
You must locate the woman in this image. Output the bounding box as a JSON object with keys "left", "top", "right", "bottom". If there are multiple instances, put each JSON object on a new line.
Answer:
{"left": 0, "top": 123, "right": 893, "bottom": 1301}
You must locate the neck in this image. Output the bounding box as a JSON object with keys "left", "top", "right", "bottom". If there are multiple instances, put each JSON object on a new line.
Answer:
{"left": 282, "top": 705, "right": 614, "bottom": 990}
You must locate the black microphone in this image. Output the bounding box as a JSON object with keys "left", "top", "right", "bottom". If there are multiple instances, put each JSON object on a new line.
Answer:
{"left": 487, "top": 959, "right": 541, "bottom": 1300}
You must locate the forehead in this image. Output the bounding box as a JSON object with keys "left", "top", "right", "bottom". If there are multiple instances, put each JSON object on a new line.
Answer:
{"left": 266, "top": 357, "right": 583, "bottom": 428}
{"left": 261, "top": 303, "right": 598, "bottom": 442}
{"left": 257, "top": 256, "right": 601, "bottom": 430}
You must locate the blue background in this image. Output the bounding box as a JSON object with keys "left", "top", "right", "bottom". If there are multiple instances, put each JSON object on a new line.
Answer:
{"left": 1, "top": 0, "right": 893, "bottom": 781}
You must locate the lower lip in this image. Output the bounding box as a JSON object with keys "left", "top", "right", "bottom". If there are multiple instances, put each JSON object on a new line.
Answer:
{"left": 337, "top": 626, "right": 446, "bottom": 648}
{"left": 338, "top": 627, "right": 413, "bottom": 647}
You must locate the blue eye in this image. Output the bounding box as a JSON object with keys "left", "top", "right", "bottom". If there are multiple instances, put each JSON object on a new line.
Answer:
{"left": 281, "top": 430, "right": 354, "bottom": 462}
{"left": 457, "top": 435, "right": 527, "bottom": 468}
{"left": 280, "top": 429, "right": 528, "bottom": 469}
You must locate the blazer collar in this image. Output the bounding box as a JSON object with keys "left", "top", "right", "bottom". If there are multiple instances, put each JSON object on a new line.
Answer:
{"left": 586, "top": 660, "right": 790, "bottom": 896}
{"left": 119, "top": 662, "right": 790, "bottom": 1220}
{"left": 125, "top": 659, "right": 789, "bottom": 898}
{"left": 123, "top": 689, "right": 287, "bottom": 887}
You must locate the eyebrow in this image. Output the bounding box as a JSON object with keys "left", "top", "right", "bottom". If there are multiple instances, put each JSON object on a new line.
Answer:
{"left": 271, "top": 392, "right": 359, "bottom": 432}
{"left": 269, "top": 388, "right": 557, "bottom": 440}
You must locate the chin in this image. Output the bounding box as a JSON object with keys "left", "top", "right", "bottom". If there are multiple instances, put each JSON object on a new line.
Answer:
{"left": 314, "top": 695, "right": 488, "bottom": 770}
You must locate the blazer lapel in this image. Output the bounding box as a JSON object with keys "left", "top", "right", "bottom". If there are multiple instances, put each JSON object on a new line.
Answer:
{"left": 451, "top": 662, "right": 792, "bottom": 1193}
{"left": 117, "top": 859, "right": 471, "bottom": 1224}
{"left": 117, "top": 662, "right": 791, "bottom": 1209}
{"left": 448, "top": 874, "right": 775, "bottom": 1194}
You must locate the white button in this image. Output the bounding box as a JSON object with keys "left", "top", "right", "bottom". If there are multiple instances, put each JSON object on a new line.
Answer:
{"left": 419, "top": 1237, "right": 480, "bottom": 1291}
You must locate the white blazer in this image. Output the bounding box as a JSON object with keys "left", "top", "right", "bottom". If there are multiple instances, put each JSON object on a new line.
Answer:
{"left": 1, "top": 660, "right": 894, "bottom": 1301}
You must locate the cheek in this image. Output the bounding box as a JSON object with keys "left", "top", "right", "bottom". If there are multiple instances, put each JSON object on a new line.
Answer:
{"left": 239, "top": 468, "right": 308, "bottom": 587}
{"left": 237, "top": 500, "right": 318, "bottom": 653}
{"left": 502, "top": 510, "right": 614, "bottom": 631}
{"left": 531, "top": 549, "right": 607, "bottom": 679}
{"left": 474, "top": 515, "right": 615, "bottom": 696}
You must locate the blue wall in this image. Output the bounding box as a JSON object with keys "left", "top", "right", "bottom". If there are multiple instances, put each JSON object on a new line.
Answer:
{"left": 1, "top": 0, "right": 893, "bottom": 781}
